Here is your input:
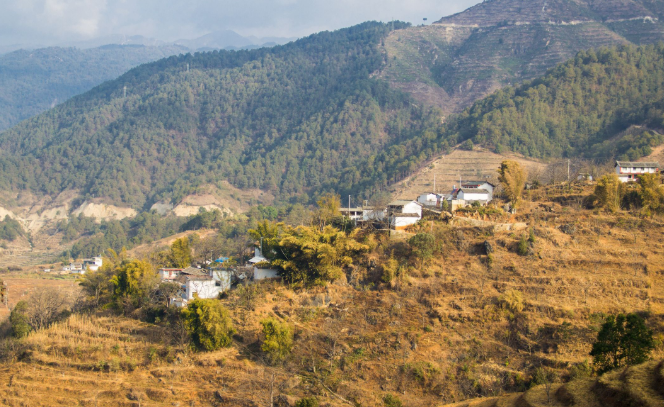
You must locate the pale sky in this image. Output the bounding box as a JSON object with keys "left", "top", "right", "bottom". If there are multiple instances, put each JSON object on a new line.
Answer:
{"left": 0, "top": 0, "right": 482, "bottom": 48}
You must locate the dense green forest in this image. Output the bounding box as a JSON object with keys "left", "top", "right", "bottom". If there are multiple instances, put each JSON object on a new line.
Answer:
{"left": 441, "top": 44, "right": 664, "bottom": 159}
{"left": 0, "top": 22, "right": 441, "bottom": 210}
{"left": 0, "top": 45, "right": 187, "bottom": 131}
{"left": 1, "top": 23, "right": 663, "bottom": 211}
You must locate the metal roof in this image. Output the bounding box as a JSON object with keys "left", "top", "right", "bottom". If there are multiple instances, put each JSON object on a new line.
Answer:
{"left": 615, "top": 161, "right": 659, "bottom": 168}
{"left": 459, "top": 188, "right": 489, "bottom": 194}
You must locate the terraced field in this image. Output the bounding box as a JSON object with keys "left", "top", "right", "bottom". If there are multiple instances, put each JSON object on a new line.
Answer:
{"left": 445, "top": 360, "right": 664, "bottom": 407}
{"left": 389, "top": 148, "right": 545, "bottom": 199}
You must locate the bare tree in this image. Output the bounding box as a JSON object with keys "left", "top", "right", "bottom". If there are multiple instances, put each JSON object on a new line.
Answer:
{"left": 26, "top": 287, "right": 73, "bottom": 330}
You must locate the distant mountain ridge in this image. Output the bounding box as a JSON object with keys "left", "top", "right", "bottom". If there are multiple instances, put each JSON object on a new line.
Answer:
{"left": 0, "top": 44, "right": 189, "bottom": 132}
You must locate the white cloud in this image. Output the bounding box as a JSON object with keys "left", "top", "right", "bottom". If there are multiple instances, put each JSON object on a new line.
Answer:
{"left": 0, "top": 0, "right": 482, "bottom": 48}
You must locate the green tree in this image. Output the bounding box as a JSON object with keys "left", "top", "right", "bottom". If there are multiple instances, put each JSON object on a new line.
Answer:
{"left": 498, "top": 160, "right": 527, "bottom": 209}
{"left": 590, "top": 313, "right": 654, "bottom": 374}
{"left": 316, "top": 193, "right": 342, "bottom": 227}
{"left": 170, "top": 238, "right": 192, "bottom": 268}
{"left": 9, "top": 301, "right": 31, "bottom": 338}
{"left": 260, "top": 317, "right": 293, "bottom": 364}
{"left": 110, "top": 260, "right": 159, "bottom": 308}
{"left": 638, "top": 173, "right": 664, "bottom": 216}
{"left": 182, "top": 298, "right": 236, "bottom": 351}
{"left": 408, "top": 233, "right": 435, "bottom": 269}
{"left": 272, "top": 225, "right": 370, "bottom": 286}
{"left": 594, "top": 174, "right": 622, "bottom": 212}
{"left": 248, "top": 220, "right": 283, "bottom": 261}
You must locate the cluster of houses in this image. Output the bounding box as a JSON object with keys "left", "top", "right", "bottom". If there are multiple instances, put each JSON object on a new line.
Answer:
{"left": 341, "top": 179, "right": 496, "bottom": 231}
{"left": 159, "top": 247, "right": 280, "bottom": 307}
{"left": 53, "top": 257, "right": 103, "bottom": 274}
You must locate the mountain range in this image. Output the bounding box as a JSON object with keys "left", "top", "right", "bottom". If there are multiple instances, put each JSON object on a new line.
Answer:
{"left": 381, "top": 0, "right": 664, "bottom": 115}
{"left": 2, "top": 0, "right": 664, "bottom": 212}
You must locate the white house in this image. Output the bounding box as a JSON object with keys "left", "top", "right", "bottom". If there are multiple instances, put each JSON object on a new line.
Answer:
{"left": 417, "top": 193, "right": 445, "bottom": 208}
{"left": 387, "top": 200, "right": 422, "bottom": 230}
{"left": 83, "top": 257, "right": 103, "bottom": 272}
{"left": 182, "top": 276, "right": 220, "bottom": 301}
{"left": 460, "top": 181, "right": 495, "bottom": 200}
{"left": 615, "top": 161, "right": 660, "bottom": 182}
{"left": 247, "top": 248, "right": 280, "bottom": 281}
{"left": 70, "top": 263, "right": 84, "bottom": 274}
{"left": 339, "top": 207, "right": 364, "bottom": 221}
{"left": 457, "top": 188, "right": 491, "bottom": 204}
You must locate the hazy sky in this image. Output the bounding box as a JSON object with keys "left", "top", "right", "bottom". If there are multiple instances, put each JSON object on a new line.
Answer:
{"left": 0, "top": 0, "right": 482, "bottom": 47}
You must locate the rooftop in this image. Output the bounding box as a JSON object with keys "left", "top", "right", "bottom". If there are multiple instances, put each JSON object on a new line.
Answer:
{"left": 181, "top": 267, "right": 208, "bottom": 276}
{"left": 615, "top": 161, "right": 660, "bottom": 168}
{"left": 388, "top": 200, "right": 419, "bottom": 206}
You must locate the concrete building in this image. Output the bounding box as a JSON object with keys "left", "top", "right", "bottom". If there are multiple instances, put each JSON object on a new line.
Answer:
{"left": 417, "top": 193, "right": 445, "bottom": 208}
{"left": 387, "top": 200, "right": 422, "bottom": 230}
{"left": 615, "top": 161, "right": 660, "bottom": 182}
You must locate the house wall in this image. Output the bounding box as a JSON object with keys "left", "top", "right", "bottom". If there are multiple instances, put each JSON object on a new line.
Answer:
{"left": 391, "top": 216, "right": 419, "bottom": 230}
{"left": 362, "top": 209, "right": 385, "bottom": 221}
{"left": 254, "top": 268, "right": 280, "bottom": 280}
{"left": 459, "top": 191, "right": 489, "bottom": 202}
{"left": 402, "top": 202, "right": 422, "bottom": 216}
{"left": 159, "top": 269, "right": 181, "bottom": 280}
{"left": 616, "top": 166, "right": 658, "bottom": 182}
{"left": 209, "top": 269, "right": 232, "bottom": 291}
{"left": 417, "top": 194, "right": 439, "bottom": 207}
{"left": 185, "top": 279, "right": 220, "bottom": 300}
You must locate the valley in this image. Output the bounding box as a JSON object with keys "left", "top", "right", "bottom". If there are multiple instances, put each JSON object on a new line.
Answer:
{"left": 0, "top": 0, "right": 664, "bottom": 406}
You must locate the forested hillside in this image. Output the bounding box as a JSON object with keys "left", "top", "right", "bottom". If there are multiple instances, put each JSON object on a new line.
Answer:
{"left": 441, "top": 44, "right": 664, "bottom": 159}
{"left": 0, "top": 22, "right": 441, "bottom": 210}
{"left": 0, "top": 45, "right": 188, "bottom": 131}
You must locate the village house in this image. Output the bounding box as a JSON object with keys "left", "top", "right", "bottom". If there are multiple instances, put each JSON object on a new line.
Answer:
{"left": 247, "top": 247, "right": 279, "bottom": 280}
{"left": 615, "top": 161, "right": 660, "bottom": 182}
{"left": 83, "top": 257, "right": 103, "bottom": 272}
{"left": 417, "top": 193, "right": 445, "bottom": 208}
{"left": 387, "top": 200, "right": 422, "bottom": 230}
{"left": 158, "top": 268, "right": 184, "bottom": 281}
{"left": 445, "top": 180, "right": 495, "bottom": 209}
{"left": 460, "top": 181, "right": 495, "bottom": 200}
{"left": 339, "top": 207, "right": 364, "bottom": 221}
{"left": 69, "top": 263, "right": 84, "bottom": 274}
{"left": 340, "top": 205, "right": 386, "bottom": 222}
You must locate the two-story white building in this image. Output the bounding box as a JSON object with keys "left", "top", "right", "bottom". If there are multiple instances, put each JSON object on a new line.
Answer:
{"left": 615, "top": 161, "right": 660, "bottom": 182}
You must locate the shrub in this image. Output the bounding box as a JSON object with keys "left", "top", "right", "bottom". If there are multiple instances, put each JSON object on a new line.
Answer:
{"left": 9, "top": 301, "right": 31, "bottom": 338}
{"left": 383, "top": 394, "right": 403, "bottom": 407}
{"left": 182, "top": 298, "right": 235, "bottom": 351}
{"left": 517, "top": 235, "right": 529, "bottom": 256}
{"left": 590, "top": 313, "right": 654, "bottom": 374}
{"left": 260, "top": 317, "right": 293, "bottom": 364}
{"left": 408, "top": 233, "right": 435, "bottom": 268}
{"left": 569, "top": 360, "right": 592, "bottom": 380}
{"left": 593, "top": 174, "right": 621, "bottom": 212}
{"left": 295, "top": 397, "right": 318, "bottom": 407}
{"left": 499, "top": 290, "right": 525, "bottom": 313}
{"left": 381, "top": 257, "right": 399, "bottom": 284}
